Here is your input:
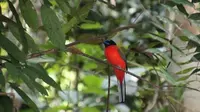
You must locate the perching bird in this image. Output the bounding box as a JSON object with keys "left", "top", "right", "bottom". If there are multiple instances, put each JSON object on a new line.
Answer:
{"left": 103, "top": 40, "right": 127, "bottom": 103}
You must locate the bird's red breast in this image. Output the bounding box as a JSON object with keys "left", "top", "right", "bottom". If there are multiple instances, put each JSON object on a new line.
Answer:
{"left": 104, "top": 45, "right": 126, "bottom": 84}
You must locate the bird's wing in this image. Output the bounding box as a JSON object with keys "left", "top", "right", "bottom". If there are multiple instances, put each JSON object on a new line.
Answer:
{"left": 118, "top": 48, "right": 128, "bottom": 70}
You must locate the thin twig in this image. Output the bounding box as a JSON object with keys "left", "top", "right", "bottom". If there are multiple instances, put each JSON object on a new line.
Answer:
{"left": 106, "top": 66, "right": 111, "bottom": 112}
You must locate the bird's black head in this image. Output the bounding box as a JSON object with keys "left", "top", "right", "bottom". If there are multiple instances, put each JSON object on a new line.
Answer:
{"left": 103, "top": 40, "right": 116, "bottom": 47}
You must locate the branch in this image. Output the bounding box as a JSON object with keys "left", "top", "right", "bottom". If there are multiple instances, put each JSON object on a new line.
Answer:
{"left": 28, "top": 24, "right": 136, "bottom": 58}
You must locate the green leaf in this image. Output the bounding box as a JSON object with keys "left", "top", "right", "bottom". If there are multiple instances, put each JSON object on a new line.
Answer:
{"left": 22, "top": 67, "right": 38, "bottom": 80}
{"left": 176, "top": 67, "right": 195, "bottom": 75}
{"left": 177, "top": 75, "right": 190, "bottom": 81}
{"left": 8, "top": 23, "right": 38, "bottom": 52}
{"left": 176, "top": 4, "right": 188, "bottom": 16}
{"left": 32, "top": 81, "right": 48, "bottom": 95}
{"left": 0, "top": 96, "right": 13, "bottom": 112}
{"left": 56, "top": 0, "right": 71, "bottom": 14}
{"left": 172, "top": 0, "right": 194, "bottom": 7}
{"left": 82, "top": 75, "right": 105, "bottom": 95}
{"left": 190, "top": 68, "right": 200, "bottom": 75}
{"left": 41, "top": 5, "right": 65, "bottom": 50}
{"left": 19, "top": 0, "right": 38, "bottom": 30}
{"left": 7, "top": 0, "right": 28, "bottom": 54}
{"left": 82, "top": 107, "right": 100, "bottom": 112}
{"left": 10, "top": 83, "right": 39, "bottom": 112}
{"left": 27, "top": 64, "right": 61, "bottom": 90}
{"left": 63, "top": 3, "right": 93, "bottom": 33}
{"left": 160, "top": 69, "right": 176, "bottom": 85}
{"left": 182, "top": 29, "right": 200, "bottom": 45}
{"left": 83, "top": 75, "right": 103, "bottom": 88}
{"left": 189, "top": 13, "right": 200, "bottom": 20}
{"left": 0, "top": 34, "right": 26, "bottom": 62}
{"left": 5, "top": 62, "right": 21, "bottom": 79}
{"left": 80, "top": 22, "right": 103, "bottom": 30}
{"left": 20, "top": 74, "right": 37, "bottom": 93}
{"left": 83, "top": 87, "right": 105, "bottom": 95}
{"left": 0, "top": 70, "right": 5, "bottom": 88}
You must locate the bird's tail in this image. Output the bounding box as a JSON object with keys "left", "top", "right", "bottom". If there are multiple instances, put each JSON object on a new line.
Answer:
{"left": 117, "top": 78, "right": 126, "bottom": 103}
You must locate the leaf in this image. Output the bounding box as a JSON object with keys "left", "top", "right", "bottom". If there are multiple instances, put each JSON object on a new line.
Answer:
{"left": 190, "top": 68, "right": 200, "bottom": 75}
{"left": 0, "top": 70, "right": 5, "bottom": 88}
{"left": 10, "top": 83, "right": 39, "bottom": 112}
{"left": 189, "top": 13, "right": 200, "bottom": 20}
{"left": 32, "top": 81, "right": 48, "bottom": 95}
{"left": 176, "top": 4, "right": 188, "bottom": 16}
{"left": 82, "top": 107, "right": 100, "bottom": 112}
{"left": 7, "top": 0, "right": 28, "bottom": 54}
{"left": 56, "top": 0, "right": 71, "bottom": 14}
{"left": 19, "top": 0, "right": 38, "bottom": 30}
{"left": 27, "top": 64, "right": 61, "bottom": 90}
{"left": 80, "top": 22, "right": 103, "bottom": 30}
{"left": 62, "top": 3, "right": 94, "bottom": 33}
{"left": 27, "top": 56, "right": 55, "bottom": 63}
{"left": 176, "top": 67, "right": 195, "bottom": 75}
{"left": 160, "top": 69, "right": 176, "bottom": 85}
{"left": 0, "top": 96, "right": 13, "bottom": 112}
{"left": 0, "top": 34, "right": 26, "bottom": 62}
{"left": 182, "top": 29, "right": 200, "bottom": 45}
{"left": 83, "top": 87, "right": 105, "bottom": 95}
{"left": 41, "top": 5, "right": 65, "bottom": 50}
{"left": 83, "top": 75, "right": 103, "bottom": 88}
{"left": 172, "top": 0, "right": 194, "bottom": 7}
{"left": 22, "top": 67, "right": 38, "bottom": 80}
{"left": 20, "top": 73, "right": 37, "bottom": 93}
{"left": 8, "top": 23, "right": 38, "bottom": 52}
{"left": 177, "top": 75, "right": 190, "bottom": 81}
{"left": 5, "top": 62, "right": 21, "bottom": 79}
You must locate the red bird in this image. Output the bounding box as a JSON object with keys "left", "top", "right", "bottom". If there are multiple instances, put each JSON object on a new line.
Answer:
{"left": 103, "top": 40, "right": 126, "bottom": 102}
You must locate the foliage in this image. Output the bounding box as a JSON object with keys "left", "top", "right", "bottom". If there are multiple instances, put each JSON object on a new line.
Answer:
{"left": 0, "top": 0, "right": 200, "bottom": 111}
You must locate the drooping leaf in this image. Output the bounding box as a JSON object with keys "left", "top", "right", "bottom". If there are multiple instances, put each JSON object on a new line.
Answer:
{"left": 6, "top": 0, "right": 28, "bottom": 54}
{"left": 8, "top": 23, "right": 38, "bottom": 52}
{"left": 176, "top": 67, "right": 195, "bottom": 75}
{"left": 41, "top": 5, "right": 65, "bottom": 50}
{"left": 19, "top": 0, "right": 39, "bottom": 30}
{"left": 172, "top": 0, "right": 194, "bottom": 7}
{"left": 22, "top": 67, "right": 38, "bottom": 80}
{"left": 177, "top": 75, "right": 190, "bottom": 81}
{"left": 0, "top": 34, "right": 26, "bottom": 62}
{"left": 160, "top": 69, "right": 176, "bottom": 85}
{"left": 56, "top": 0, "right": 71, "bottom": 14}
{"left": 0, "top": 96, "right": 13, "bottom": 112}
{"left": 176, "top": 4, "right": 188, "bottom": 16}
{"left": 189, "top": 13, "right": 200, "bottom": 20}
{"left": 62, "top": 3, "right": 94, "bottom": 33}
{"left": 182, "top": 29, "right": 200, "bottom": 45}
{"left": 10, "top": 83, "right": 39, "bottom": 112}
{"left": 20, "top": 73, "right": 37, "bottom": 94}
{"left": 27, "top": 64, "right": 61, "bottom": 90}
{"left": 0, "top": 70, "right": 5, "bottom": 88}
{"left": 31, "top": 81, "right": 48, "bottom": 95}
{"left": 190, "top": 68, "right": 200, "bottom": 75}
{"left": 5, "top": 62, "right": 21, "bottom": 79}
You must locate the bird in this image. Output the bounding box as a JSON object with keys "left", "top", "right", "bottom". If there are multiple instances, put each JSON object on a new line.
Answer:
{"left": 103, "top": 40, "right": 127, "bottom": 103}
